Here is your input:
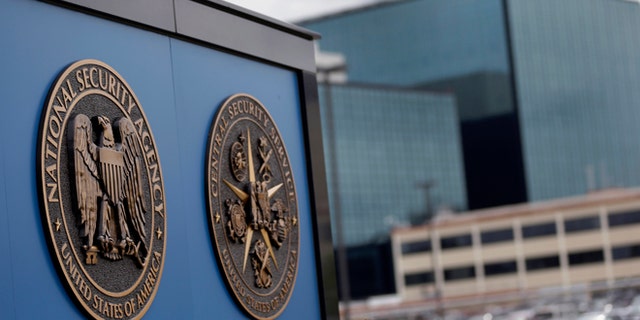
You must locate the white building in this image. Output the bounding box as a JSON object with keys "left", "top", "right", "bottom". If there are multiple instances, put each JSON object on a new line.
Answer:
{"left": 392, "top": 188, "right": 640, "bottom": 309}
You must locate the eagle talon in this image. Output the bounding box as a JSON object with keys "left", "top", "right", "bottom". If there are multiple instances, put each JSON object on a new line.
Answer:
{"left": 124, "top": 238, "right": 136, "bottom": 256}
{"left": 117, "top": 239, "right": 127, "bottom": 251}
{"left": 98, "top": 235, "right": 113, "bottom": 254}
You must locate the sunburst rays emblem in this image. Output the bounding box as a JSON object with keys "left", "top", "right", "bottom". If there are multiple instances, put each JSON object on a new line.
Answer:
{"left": 206, "top": 94, "right": 300, "bottom": 319}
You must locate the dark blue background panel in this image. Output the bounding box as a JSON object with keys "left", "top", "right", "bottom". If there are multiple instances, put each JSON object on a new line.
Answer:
{"left": 0, "top": 0, "right": 322, "bottom": 318}
{"left": 170, "top": 38, "right": 319, "bottom": 319}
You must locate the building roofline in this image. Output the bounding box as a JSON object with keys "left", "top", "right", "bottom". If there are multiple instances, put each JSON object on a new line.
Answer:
{"left": 295, "top": 0, "right": 412, "bottom": 25}
{"left": 41, "top": 0, "right": 320, "bottom": 71}
{"left": 196, "top": 0, "right": 321, "bottom": 40}
{"left": 320, "top": 81, "right": 456, "bottom": 97}
{"left": 392, "top": 188, "right": 640, "bottom": 233}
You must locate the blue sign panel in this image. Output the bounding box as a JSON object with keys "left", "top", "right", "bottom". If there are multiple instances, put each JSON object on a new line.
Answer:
{"left": 0, "top": 0, "right": 333, "bottom": 319}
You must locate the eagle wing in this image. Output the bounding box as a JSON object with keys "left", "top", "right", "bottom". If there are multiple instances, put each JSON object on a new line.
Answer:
{"left": 71, "top": 114, "right": 101, "bottom": 240}
{"left": 115, "top": 118, "right": 148, "bottom": 242}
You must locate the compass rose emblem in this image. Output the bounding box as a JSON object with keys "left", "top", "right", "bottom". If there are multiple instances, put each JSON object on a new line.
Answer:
{"left": 206, "top": 94, "right": 299, "bottom": 319}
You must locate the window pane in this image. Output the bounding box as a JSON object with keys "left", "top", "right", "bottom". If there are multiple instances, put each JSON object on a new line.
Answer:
{"left": 481, "top": 228, "right": 514, "bottom": 244}
{"left": 568, "top": 249, "right": 604, "bottom": 266}
{"left": 526, "top": 255, "right": 560, "bottom": 271}
{"left": 444, "top": 266, "right": 476, "bottom": 281}
{"left": 401, "top": 240, "right": 431, "bottom": 254}
{"left": 608, "top": 210, "right": 640, "bottom": 228}
{"left": 404, "top": 272, "right": 434, "bottom": 285}
{"left": 522, "top": 222, "right": 556, "bottom": 238}
{"left": 612, "top": 244, "right": 640, "bottom": 261}
{"left": 484, "top": 260, "right": 517, "bottom": 277}
{"left": 440, "top": 234, "right": 472, "bottom": 250}
{"left": 564, "top": 216, "right": 600, "bottom": 233}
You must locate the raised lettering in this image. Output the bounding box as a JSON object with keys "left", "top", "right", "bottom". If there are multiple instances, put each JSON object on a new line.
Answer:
{"left": 135, "top": 118, "right": 152, "bottom": 152}
{"left": 89, "top": 67, "right": 99, "bottom": 88}
{"left": 61, "top": 242, "right": 70, "bottom": 259}
{"left": 47, "top": 183, "right": 59, "bottom": 203}
{"left": 93, "top": 295, "right": 101, "bottom": 310}
{"left": 76, "top": 70, "right": 86, "bottom": 91}
{"left": 45, "top": 164, "right": 57, "bottom": 182}
{"left": 149, "top": 162, "right": 160, "bottom": 184}
{"left": 127, "top": 94, "right": 137, "bottom": 115}
{"left": 214, "top": 133, "right": 222, "bottom": 148}
{"left": 46, "top": 134, "right": 58, "bottom": 151}
{"left": 108, "top": 74, "right": 116, "bottom": 97}
{"left": 61, "top": 87, "right": 73, "bottom": 107}
{"left": 154, "top": 202, "right": 165, "bottom": 218}
{"left": 81, "top": 68, "right": 90, "bottom": 91}
{"left": 115, "top": 81, "right": 122, "bottom": 105}
{"left": 48, "top": 113, "right": 62, "bottom": 140}
{"left": 210, "top": 155, "right": 218, "bottom": 197}
{"left": 124, "top": 299, "right": 134, "bottom": 317}
{"left": 120, "top": 90, "right": 129, "bottom": 108}
{"left": 66, "top": 79, "right": 77, "bottom": 99}
{"left": 98, "top": 68, "right": 108, "bottom": 90}
{"left": 45, "top": 143, "right": 57, "bottom": 160}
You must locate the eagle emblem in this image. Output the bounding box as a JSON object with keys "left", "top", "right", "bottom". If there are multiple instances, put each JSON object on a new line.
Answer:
{"left": 38, "top": 59, "right": 166, "bottom": 320}
{"left": 71, "top": 114, "right": 148, "bottom": 267}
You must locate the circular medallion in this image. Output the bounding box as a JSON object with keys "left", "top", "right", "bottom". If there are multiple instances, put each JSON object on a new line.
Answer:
{"left": 206, "top": 94, "right": 300, "bottom": 319}
{"left": 37, "top": 59, "right": 167, "bottom": 319}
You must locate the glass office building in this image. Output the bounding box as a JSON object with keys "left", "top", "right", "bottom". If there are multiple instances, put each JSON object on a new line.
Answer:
{"left": 508, "top": 0, "right": 640, "bottom": 201}
{"left": 304, "top": 0, "right": 510, "bottom": 86}
{"left": 319, "top": 84, "right": 466, "bottom": 245}
{"left": 302, "top": 0, "right": 640, "bottom": 245}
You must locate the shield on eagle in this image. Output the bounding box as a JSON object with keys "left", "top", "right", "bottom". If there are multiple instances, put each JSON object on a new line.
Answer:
{"left": 71, "top": 114, "right": 148, "bottom": 267}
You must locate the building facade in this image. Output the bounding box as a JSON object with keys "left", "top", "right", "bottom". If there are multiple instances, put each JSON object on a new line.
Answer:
{"left": 392, "top": 189, "right": 640, "bottom": 306}
{"left": 0, "top": 1, "right": 338, "bottom": 319}
{"left": 319, "top": 84, "right": 466, "bottom": 245}
{"left": 508, "top": 0, "right": 640, "bottom": 201}
{"left": 301, "top": 0, "right": 640, "bottom": 247}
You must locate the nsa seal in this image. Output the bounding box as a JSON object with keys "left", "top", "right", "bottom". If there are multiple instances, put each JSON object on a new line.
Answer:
{"left": 37, "top": 59, "right": 167, "bottom": 319}
{"left": 206, "top": 94, "right": 299, "bottom": 319}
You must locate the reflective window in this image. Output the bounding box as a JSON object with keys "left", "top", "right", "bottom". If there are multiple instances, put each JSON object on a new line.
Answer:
{"left": 608, "top": 210, "right": 640, "bottom": 228}
{"left": 300, "top": 0, "right": 640, "bottom": 304}
{"left": 612, "top": 244, "right": 640, "bottom": 261}
{"left": 401, "top": 240, "right": 431, "bottom": 255}
{"left": 508, "top": 1, "right": 640, "bottom": 201}
{"left": 564, "top": 216, "right": 600, "bottom": 233}
{"left": 484, "top": 260, "right": 517, "bottom": 277}
{"left": 525, "top": 255, "right": 560, "bottom": 271}
{"left": 404, "top": 272, "right": 434, "bottom": 285}
{"left": 444, "top": 266, "right": 476, "bottom": 281}
{"left": 568, "top": 249, "right": 604, "bottom": 266}
{"left": 440, "top": 234, "right": 472, "bottom": 250}
{"left": 481, "top": 228, "right": 514, "bottom": 245}
{"left": 522, "top": 222, "right": 556, "bottom": 239}
{"left": 318, "top": 85, "right": 466, "bottom": 246}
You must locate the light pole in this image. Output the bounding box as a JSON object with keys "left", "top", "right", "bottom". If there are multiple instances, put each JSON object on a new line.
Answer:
{"left": 416, "top": 180, "right": 443, "bottom": 318}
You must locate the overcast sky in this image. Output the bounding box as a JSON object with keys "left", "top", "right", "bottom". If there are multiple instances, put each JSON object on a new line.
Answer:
{"left": 224, "top": 0, "right": 381, "bottom": 22}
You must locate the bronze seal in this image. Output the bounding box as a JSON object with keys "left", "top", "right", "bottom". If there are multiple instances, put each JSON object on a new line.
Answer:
{"left": 206, "top": 94, "right": 300, "bottom": 319}
{"left": 37, "top": 59, "right": 167, "bottom": 319}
